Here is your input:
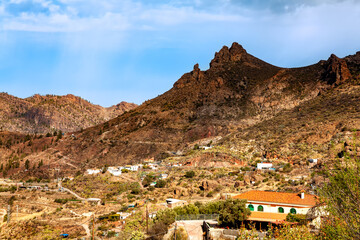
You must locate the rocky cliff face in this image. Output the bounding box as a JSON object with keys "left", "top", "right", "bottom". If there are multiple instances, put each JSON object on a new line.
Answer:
{"left": 322, "top": 54, "right": 352, "bottom": 85}
{"left": 34, "top": 42, "right": 359, "bottom": 167}
{"left": 0, "top": 93, "right": 137, "bottom": 133}
{"left": 1, "top": 42, "right": 359, "bottom": 176}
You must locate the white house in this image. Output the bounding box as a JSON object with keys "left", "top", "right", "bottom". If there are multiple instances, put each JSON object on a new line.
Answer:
{"left": 116, "top": 212, "right": 131, "bottom": 220}
{"left": 86, "top": 169, "right": 101, "bottom": 175}
{"left": 257, "top": 162, "right": 273, "bottom": 170}
{"left": 149, "top": 212, "right": 157, "bottom": 219}
{"left": 107, "top": 167, "right": 122, "bottom": 176}
{"left": 166, "top": 199, "right": 187, "bottom": 208}
{"left": 159, "top": 174, "right": 168, "bottom": 179}
{"left": 308, "top": 159, "right": 318, "bottom": 164}
{"left": 233, "top": 190, "right": 318, "bottom": 223}
{"left": 124, "top": 165, "right": 140, "bottom": 171}
{"left": 148, "top": 163, "right": 158, "bottom": 170}
{"left": 87, "top": 198, "right": 102, "bottom": 205}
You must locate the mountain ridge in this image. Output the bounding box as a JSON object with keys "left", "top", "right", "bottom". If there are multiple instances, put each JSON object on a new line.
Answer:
{"left": 1, "top": 42, "right": 359, "bottom": 178}
{"left": 43, "top": 43, "right": 359, "bottom": 167}
{"left": 0, "top": 93, "right": 137, "bottom": 134}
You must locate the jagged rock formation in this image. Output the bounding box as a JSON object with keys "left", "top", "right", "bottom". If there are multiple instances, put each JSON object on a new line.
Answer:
{"left": 322, "top": 54, "right": 351, "bottom": 85}
{"left": 42, "top": 42, "right": 359, "bottom": 167}
{"left": 1, "top": 42, "right": 360, "bottom": 176}
{"left": 0, "top": 93, "right": 137, "bottom": 133}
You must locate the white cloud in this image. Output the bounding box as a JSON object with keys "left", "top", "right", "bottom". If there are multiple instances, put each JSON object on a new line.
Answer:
{"left": 0, "top": 0, "right": 249, "bottom": 32}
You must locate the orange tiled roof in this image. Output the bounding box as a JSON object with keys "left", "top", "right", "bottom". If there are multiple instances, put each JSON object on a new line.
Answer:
{"left": 233, "top": 190, "right": 317, "bottom": 206}
{"left": 248, "top": 211, "right": 287, "bottom": 223}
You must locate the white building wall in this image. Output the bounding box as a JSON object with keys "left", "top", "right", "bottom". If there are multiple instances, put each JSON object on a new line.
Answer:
{"left": 257, "top": 163, "right": 273, "bottom": 170}
{"left": 86, "top": 169, "right": 101, "bottom": 175}
{"left": 245, "top": 203, "right": 310, "bottom": 215}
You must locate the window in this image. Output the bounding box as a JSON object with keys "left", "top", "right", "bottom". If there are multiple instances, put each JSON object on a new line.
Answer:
{"left": 290, "top": 208, "right": 297, "bottom": 214}
{"left": 257, "top": 205, "right": 264, "bottom": 212}
{"left": 278, "top": 207, "right": 284, "bottom": 213}
{"left": 248, "top": 204, "right": 254, "bottom": 211}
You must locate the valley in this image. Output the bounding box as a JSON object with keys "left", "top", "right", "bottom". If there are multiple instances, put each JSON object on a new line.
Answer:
{"left": 0, "top": 43, "right": 359, "bottom": 239}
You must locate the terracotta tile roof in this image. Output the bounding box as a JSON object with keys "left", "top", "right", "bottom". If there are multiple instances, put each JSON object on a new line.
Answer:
{"left": 233, "top": 190, "right": 317, "bottom": 206}
{"left": 248, "top": 211, "right": 287, "bottom": 223}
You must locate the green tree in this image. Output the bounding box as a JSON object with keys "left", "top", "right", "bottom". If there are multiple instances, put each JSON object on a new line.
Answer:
{"left": 173, "top": 204, "right": 199, "bottom": 216}
{"left": 38, "top": 160, "right": 43, "bottom": 168}
{"left": 153, "top": 208, "right": 176, "bottom": 226}
{"left": 263, "top": 225, "right": 315, "bottom": 240}
{"left": 57, "top": 130, "right": 63, "bottom": 140}
{"left": 149, "top": 208, "right": 176, "bottom": 240}
{"left": 129, "top": 231, "right": 145, "bottom": 240}
{"left": 218, "top": 199, "right": 250, "bottom": 228}
{"left": 102, "top": 164, "right": 108, "bottom": 174}
{"left": 25, "top": 159, "right": 30, "bottom": 170}
{"left": 170, "top": 227, "right": 188, "bottom": 240}
{"left": 8, "top": 196, "right": 16, "bottom": 206}
{"left": 319, "top": 154, "right": 360, "bottom": 239}
{"left": 155, "top": 179, "right": 166, "bottom": 188}
{"left": 142, "top": 174, "right": 156, "bottom": 187}
{"left": 184, "top": 170, "right": 195, "bottom": 178}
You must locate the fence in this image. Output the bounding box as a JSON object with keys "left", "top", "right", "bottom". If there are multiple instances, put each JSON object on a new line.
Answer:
{"left": 176, "top": 214, "right": 219, "bottom": 221}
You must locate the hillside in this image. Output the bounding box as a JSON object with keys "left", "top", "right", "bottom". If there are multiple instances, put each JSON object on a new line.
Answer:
{"left": 1, "top": 42, "right": 360, "bottom": 177}
{"left": 0, "top": 93, "right": 137, "bottom": 134}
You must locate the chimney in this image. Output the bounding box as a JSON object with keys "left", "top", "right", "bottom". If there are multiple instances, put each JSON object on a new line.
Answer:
{"left": 301, "top": 192, "right": 305, "bottom": 199}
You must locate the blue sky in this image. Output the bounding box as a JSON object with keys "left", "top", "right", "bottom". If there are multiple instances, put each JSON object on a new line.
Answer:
{"left": 0, "top": 0, "right": 360, "bottom": 106}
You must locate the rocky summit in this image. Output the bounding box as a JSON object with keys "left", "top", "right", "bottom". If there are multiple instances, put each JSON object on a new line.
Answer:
{"left": 1, "top": 42, "right": 360, "bottom": 176}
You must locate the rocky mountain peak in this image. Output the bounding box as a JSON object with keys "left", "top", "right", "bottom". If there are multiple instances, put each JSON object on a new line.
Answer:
{"left": 210, "top": 42, "right": 248, "bottom": 68}
{"left": 323, "top": 54, "right": 351, "bottom": 85}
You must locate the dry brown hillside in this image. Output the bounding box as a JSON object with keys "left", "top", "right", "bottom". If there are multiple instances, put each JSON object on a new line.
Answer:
{"left": 41, "top": 43, "right": 360, "bottom": 167}
{"left": 1, "top": 42, "right": 359, "bottom": 178}
{"left": 0, "top": 93, "right": 137, "bottom": 133}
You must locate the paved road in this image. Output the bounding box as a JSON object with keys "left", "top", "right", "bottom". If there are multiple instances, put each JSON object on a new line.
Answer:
{"left": 176, "top": 220, "right": 217, "bottom": 240}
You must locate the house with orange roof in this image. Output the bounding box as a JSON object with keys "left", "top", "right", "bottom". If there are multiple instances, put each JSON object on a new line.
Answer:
{"left": 233, "top": 190, "right": 318, "bottom": 224}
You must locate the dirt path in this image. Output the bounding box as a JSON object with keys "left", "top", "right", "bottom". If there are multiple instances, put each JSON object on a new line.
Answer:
{"left": 10, "top": 206, "right": 54, "bottom": 222}
{"left": 176, "top": 220, "right": 203, "bottom": 240}
{"left": 79, "top": 215, "right": 93, "bottom": 238}
{"left": 176, "top": 220, "right": 217, "bottom": 240}
{"left": 60, "top": 157, "right": 79, "bottom": 169}
{"left": 58, "top": 181, "right": 86, "bottom": 200}
{"left": 0, "top": 209, "right": 6, "bottom": 222}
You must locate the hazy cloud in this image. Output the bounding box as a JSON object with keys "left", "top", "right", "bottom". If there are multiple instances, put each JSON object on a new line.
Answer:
{"left": 1, "top": 0, "right": 358, "bottom": 33}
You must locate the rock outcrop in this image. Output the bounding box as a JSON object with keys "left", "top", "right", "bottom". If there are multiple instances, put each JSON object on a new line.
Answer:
{"left": 323, "top": 54, "right": 351, "bottom": 85}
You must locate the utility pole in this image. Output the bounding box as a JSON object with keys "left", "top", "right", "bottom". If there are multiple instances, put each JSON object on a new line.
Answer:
{"left": 92, "top": 214, "right": 95, "bottom": 240}
{"left": 174, "top": 222, "right": 177, "bottom": 240}
{"left": 146, "top": 204, "right": 149, "bottom": 233}
{"left": 7, "top": 205, "right": 11, "bottom": 224}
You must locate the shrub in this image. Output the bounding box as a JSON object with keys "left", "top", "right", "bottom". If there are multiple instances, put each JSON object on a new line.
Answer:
{"left": 282, "top": 163, "right": 292, "bottom": 173}
{"left": 286, "top": 213, "right": 307, "bottom": 225}
{"left": 319, "top": 154, "right": 360, "bottom": 239}
{"left": 218, "top": 199, "right": 251, "bottom": 228}
{"left": 155, "top": 179, "right": 166, "bottom": 188}
{"left": 54, "top": 199, "right": 69, "bottom": 204}
{"left": 184, "top": 171, "right": 195, "bottom": 178}
{"left": 206, "top": 191, "right": 214, "bottom": 197}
